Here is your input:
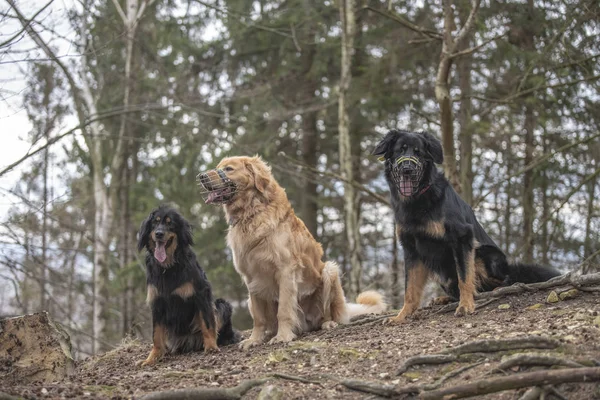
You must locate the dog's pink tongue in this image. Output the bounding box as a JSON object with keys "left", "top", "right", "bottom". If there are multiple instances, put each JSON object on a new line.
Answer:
{"left": 154, "top": 242, "right": 167, "bottom": 263}
{"left": 206, "top": 191, "right": 218, "bottom": 204}
{"left": 399, "top": 177, "right": 414, "bottom": 197}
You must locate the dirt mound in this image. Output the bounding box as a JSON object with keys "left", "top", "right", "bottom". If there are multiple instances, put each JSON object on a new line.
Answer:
{"left": 2, "top": 287, "right": 599, "bottom": 399}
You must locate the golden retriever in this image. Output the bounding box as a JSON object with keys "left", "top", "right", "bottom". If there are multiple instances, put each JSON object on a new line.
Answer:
{"left": 198, "top": 155, "right": 387, "bottom": 349}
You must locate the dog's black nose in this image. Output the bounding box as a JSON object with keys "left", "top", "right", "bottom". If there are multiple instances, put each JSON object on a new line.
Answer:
{"left": 155, "top": 230, "right": 165, "bottom": 240}
{"left": 197, "top": 172, "right": 213, "bottom": 190}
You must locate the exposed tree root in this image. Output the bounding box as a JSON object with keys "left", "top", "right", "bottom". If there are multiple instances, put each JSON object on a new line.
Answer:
{"left": 270, "top": 372, "right": 322, "bottom": 385}
{"left": 420, "top": 367, "right": 600, "bottom": 399}
{"left": 492, "top": 353, "right": 584, "bottom": 373}
{"left": 518, "top": 386, "right": 544, "bottom": 400}
{"left": 443, "top": 336, "right": 560, "bottom": 355}
{"left": 397, "top": 354, "right": 458, "bottom": 375}
{"left": 431, "top": 272, "right": 600, "bottom": 314}
{"left": 397, "top": 336, "right": 559, "bottom": 376}
{"left": 139, "top": 378, "right": 268, "bottom": 400}
{"left": 338, "top": 361, "right": 482, "bottom": 397}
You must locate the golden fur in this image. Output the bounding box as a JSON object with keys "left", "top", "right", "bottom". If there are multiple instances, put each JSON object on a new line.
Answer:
{"left": 206, "top": 155, "right": 386, "bottom": 349}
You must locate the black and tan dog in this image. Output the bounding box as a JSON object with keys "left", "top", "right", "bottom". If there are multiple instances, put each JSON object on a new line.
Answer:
{"left": 372, "top": 130, "right": 560, "bottom": 323}
{"left": 137, "top": 205, "right": 240, "bottom": 366}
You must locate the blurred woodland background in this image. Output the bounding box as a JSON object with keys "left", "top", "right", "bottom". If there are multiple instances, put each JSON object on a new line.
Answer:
{"left": 0, "top": 0, "right": 598, "bottom": 359}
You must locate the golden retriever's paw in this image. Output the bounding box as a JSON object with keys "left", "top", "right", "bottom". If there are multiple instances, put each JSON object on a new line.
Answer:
{"left": 268, "top": 331, "right": 296, "bottom": 345}
{"left": 321, "top": 321, "right": 338, "bottom": 330}
{"left": 384, "top": 315, "right": 408, "bottom": 325}
{"left": 239, "top": 337, "right": 263, "bottom": 350}
{"left": 455, "top": 301, "right": 476, "bottom": 317}
{"left": 138, "top": 358, "right": 156, "bottom": 367}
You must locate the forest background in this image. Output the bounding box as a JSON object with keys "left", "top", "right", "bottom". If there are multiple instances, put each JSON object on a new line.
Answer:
{"left": 0, "top": 0, "right": 598, "bottom": 359}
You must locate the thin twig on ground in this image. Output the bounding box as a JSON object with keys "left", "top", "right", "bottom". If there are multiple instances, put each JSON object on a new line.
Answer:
{"left": 420, "top": 367, "right": 600, "bottom": 399}
{"left": 139, "top": 378, "right": 268, "bottom": 400}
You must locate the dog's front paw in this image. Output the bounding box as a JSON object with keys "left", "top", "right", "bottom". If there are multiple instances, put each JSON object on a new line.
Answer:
{"left": 321, "top": 321, "right": 338, "bottom": 330}
{"left": 384, "top": 315, "right": 408, "bottom": 325}
{"left": 455, "top": 301, "right": 476, "bottom": 316}
{"left": 268, "top": 331, "right": 296, "bottom": 345}
{"left": 239, "top": 337, "right": 263, "bottom": 350}
{"left": 204, "top": 343, "right": 220, "bottom": 353}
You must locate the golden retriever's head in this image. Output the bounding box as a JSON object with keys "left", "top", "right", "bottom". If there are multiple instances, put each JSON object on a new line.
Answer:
{"left": 197, "top": 155, "right": 272, "bottom": 205}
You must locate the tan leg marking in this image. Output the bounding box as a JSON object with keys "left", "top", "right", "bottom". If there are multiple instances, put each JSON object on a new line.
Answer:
{"left": 140, "top": 324, "right": 167, "bottom": 366}
{"left": 456, "top": 247, "right": 477, "bottom": 317}
{"left": 388, "top": 262, "right": 429, "bottom": 324}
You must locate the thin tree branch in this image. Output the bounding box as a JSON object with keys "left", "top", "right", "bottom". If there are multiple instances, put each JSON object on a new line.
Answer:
{"left": 110, "top": 0, "right": 128, "bottom": 24}
{"left": 0, "top": 0, "right": 53, "bottom": 49}
{"left": 362, "top": 6, "right": 442, "bottom": 40}
{"left": 454, "top": 0, "right": 482, "bottom": 47}
{"left": 449, "top": 32, "right": 507, "bottom": 59}
{"left": 474, "top": 131, "right": 600, "bottom": 207}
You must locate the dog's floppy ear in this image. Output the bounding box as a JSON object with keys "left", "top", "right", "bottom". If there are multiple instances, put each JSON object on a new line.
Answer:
{"left": 372, "top": 130, "right": 400, "bottom": 158}
{"left": 137, "top": 211, "right": 154, "bottom": 252}
{"left": 181, "top": 219, "right": 194, "bottom": 247}
{"left": 245, "top": 156, "right": 270, "bottom": 193}
{"left": 420, "top": 131, "right": 444, "bottom": 164}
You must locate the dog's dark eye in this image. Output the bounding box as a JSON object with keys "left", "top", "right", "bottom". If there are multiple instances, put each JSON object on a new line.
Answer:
{"left": 224, "top": 166, "right": 234, "bottom": 172}
{"left": 414, "top": 148, "right": 420, "bottom": 154}
{"left": 402, "top": 145, "right": 407, "bottom": 151}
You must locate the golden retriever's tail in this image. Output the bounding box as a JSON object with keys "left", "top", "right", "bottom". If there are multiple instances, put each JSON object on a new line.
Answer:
{"left": 345, "top": 290, "right": 388, "bottom": 319}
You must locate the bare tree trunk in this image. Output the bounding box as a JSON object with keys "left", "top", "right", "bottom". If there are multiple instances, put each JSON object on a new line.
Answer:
{"left": 457, "top": 43, "right": 473, "bottom": 205}
{"left": 338, "top": 0, "right": 362, "bottom": 298}
{"left": 583, "top": 157, "right": 597, "bottom": 273}
{"left": 40, "top": 127, "right": 49, "bottom": 312}
{"left": 301, "top": 111, "right": 319, "bottom": 238}
{"left": 436, "top": 0, "right": 481, "bottom": 193}
{"left": 390, "top": 223, "right": 401, "bottom": 309}
{"left": 504, "top": 140, "right": 513, "bottom": 254}
{"left": 299, "top": 1, "right": 319, "bottom": 238}
{"left": 520, "top": 0, "right": 536, "bottom": 264}
{"left": 540, "top": 132, "right": 550, "bottom": 265}
{"left": 521, "top": 104, "right": 536, "bottom": 264}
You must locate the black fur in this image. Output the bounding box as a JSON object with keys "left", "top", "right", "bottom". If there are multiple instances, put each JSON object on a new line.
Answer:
{"left": 373, "top": 130, "right": 560, "bottom": 301}
{"left": 138, "top": 205, "right": 240, "bottom": 358}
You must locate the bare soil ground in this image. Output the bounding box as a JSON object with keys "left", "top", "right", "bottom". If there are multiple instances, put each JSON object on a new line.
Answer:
{"left": 2, "top": 289, "right": 599, "bottom": 400}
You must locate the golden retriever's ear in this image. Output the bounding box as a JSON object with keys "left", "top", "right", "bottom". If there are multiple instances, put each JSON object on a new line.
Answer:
{"left": 245, "top": 157, "right": 270, "bottom": 193}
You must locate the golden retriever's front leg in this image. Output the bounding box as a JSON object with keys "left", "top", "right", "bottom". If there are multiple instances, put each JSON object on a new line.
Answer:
{"left": 269, "top": 273, "right": 299, "bottom": 344}
{"left": 240, "top": 294, "right": 269, "bottom": 350}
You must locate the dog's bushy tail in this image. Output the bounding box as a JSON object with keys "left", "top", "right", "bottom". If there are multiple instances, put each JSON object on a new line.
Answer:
{"left": 502, "top": 262, "right": 561, "bottom": 285}
{"left": 345, "top": 290, "right": 388, "bottom": 319}
{"left": 214, "top": 298, "right": 241, "bottom": 346}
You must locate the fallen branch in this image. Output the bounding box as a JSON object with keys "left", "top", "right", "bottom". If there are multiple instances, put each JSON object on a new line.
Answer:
{"left": 492, "top": 353, "right": 584, "bottom": 373}
{"left": 420, "top": 367, "right": 600, "bottom": 399}
{"left": 139, "top": 378, "right": 268, "bottom": 400}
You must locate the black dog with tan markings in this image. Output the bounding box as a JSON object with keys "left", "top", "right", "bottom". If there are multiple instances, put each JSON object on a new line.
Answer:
{"left": 372, "top": 130, "right": 559, "bottom": 323}
{"left": 137, "top": 205, "right": 240, "bottom": 366}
